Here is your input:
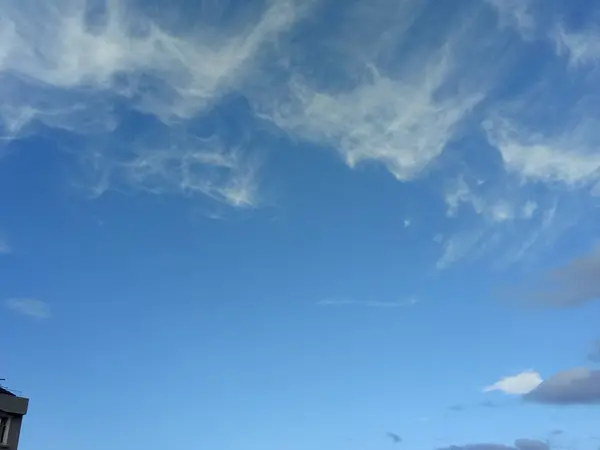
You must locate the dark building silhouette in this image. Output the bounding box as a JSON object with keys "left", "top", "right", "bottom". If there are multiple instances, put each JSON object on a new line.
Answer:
{"left": 0, "top": 385, "right": 29, "bottom": 450}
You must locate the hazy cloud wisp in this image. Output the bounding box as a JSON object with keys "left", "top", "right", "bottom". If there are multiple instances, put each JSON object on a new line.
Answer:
{"left": 5, "top": 298, "right": 52, "bottom": 319}
{"left": 317, "top": 298, "right": 418, "bottom": 308}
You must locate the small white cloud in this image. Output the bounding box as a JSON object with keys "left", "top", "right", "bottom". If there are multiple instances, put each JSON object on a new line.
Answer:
{"left": 403, "top": 219, "right": 411, "bottom": 228}
{"left": 488, "top": 201, "right": 515, "bottom": 223}
{"left": 484, "top": 370, "right": 543, "bottom": 395}
{"left": 5, "top": 298, "right": 52, "bottom": 319}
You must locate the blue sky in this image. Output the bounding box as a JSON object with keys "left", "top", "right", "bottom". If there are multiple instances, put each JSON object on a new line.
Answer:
{"left": 1, "top": 0, "right": 600, "bottom": 449}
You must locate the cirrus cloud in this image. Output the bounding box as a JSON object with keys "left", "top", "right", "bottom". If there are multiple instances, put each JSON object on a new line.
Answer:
{"left": 1, "top": 0, "right": 600, "bottom": 263}
{"left": 0, "top": 0, "right": 306, "bottom": 208}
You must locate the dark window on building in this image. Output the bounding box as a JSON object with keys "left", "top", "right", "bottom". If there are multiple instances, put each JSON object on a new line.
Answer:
{"left": 0, "top": 416, "right": 10, "bottom": 445}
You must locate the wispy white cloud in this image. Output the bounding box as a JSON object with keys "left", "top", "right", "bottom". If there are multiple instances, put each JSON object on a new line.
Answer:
{"left": 0, "top": 0, "right": 301, "bottom": 125}
{"left": 437, "top": 176, "right": 555, "bottom": 268}
{"left": 437, "top": 194, "right": 572, "bottom": 270}
{"left": 469, "top": 25, "right": 600, "bottom": 267}
{"left": 253, "top": 0, "right": 598, "bottom": 269}
{"left": 436, "top": 231, "right": 484, "bottom": 270}
{"left": 498, "top": 200, "right": 559, "bottom": 266}
{"left": 317, "top": 298, "right": 418, "bottom": 308}
{"left": 485, "top": 0, "right": 536, "bottom": 38}
{"left": 521, "top": 201, "right": 538, "bottom": 219}
{"left": 484, "top": 370, "right": 543, "bottom": 395}
{"left": 258, "top": 70, "right": 482, "bottom": 182}
{"left": 78, "top": 132, "right": 262, "bottom": 207}
{"left": 0, "top": 235, "right": 10, "bottom": 254}
{"left": 0, "top": 0, "right": 304, "bottom": 207}
{"left": 2, "top": 0, "right": 600, "bottom": 267}
{"left": 5, "top": 298, "right": 52, "bottom": 319}
{"left": 254, "top": 0, "right": 492, "bottom": 182}
{"left": 444, "top": 177, "right": 522, "bottom": 223}
{"left": 553, "top": 24, "right": 600, "bottom": 67}
{"left": 484, "top": 117, "right": 600, "bottom": 187}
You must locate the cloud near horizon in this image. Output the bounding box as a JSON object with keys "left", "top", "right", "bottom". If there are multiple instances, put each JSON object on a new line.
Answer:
{"left": 438, "top": 439, "right": 549, "bottom": 450}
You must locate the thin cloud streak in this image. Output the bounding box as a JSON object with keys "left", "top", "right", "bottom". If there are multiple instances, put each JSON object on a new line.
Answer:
{"left": 554, "top": 24, "right": 600, "bottom": 67}
{"left": 5, "top": 298, "right": 52, "bottom": 319}
{"left": 317, "top": 298, "right": 418, "bottom": 308}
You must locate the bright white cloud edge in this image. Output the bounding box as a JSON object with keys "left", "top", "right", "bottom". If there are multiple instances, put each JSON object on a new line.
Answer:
{"left": 484, "top": 370, "right": 543, "bottom": 395}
